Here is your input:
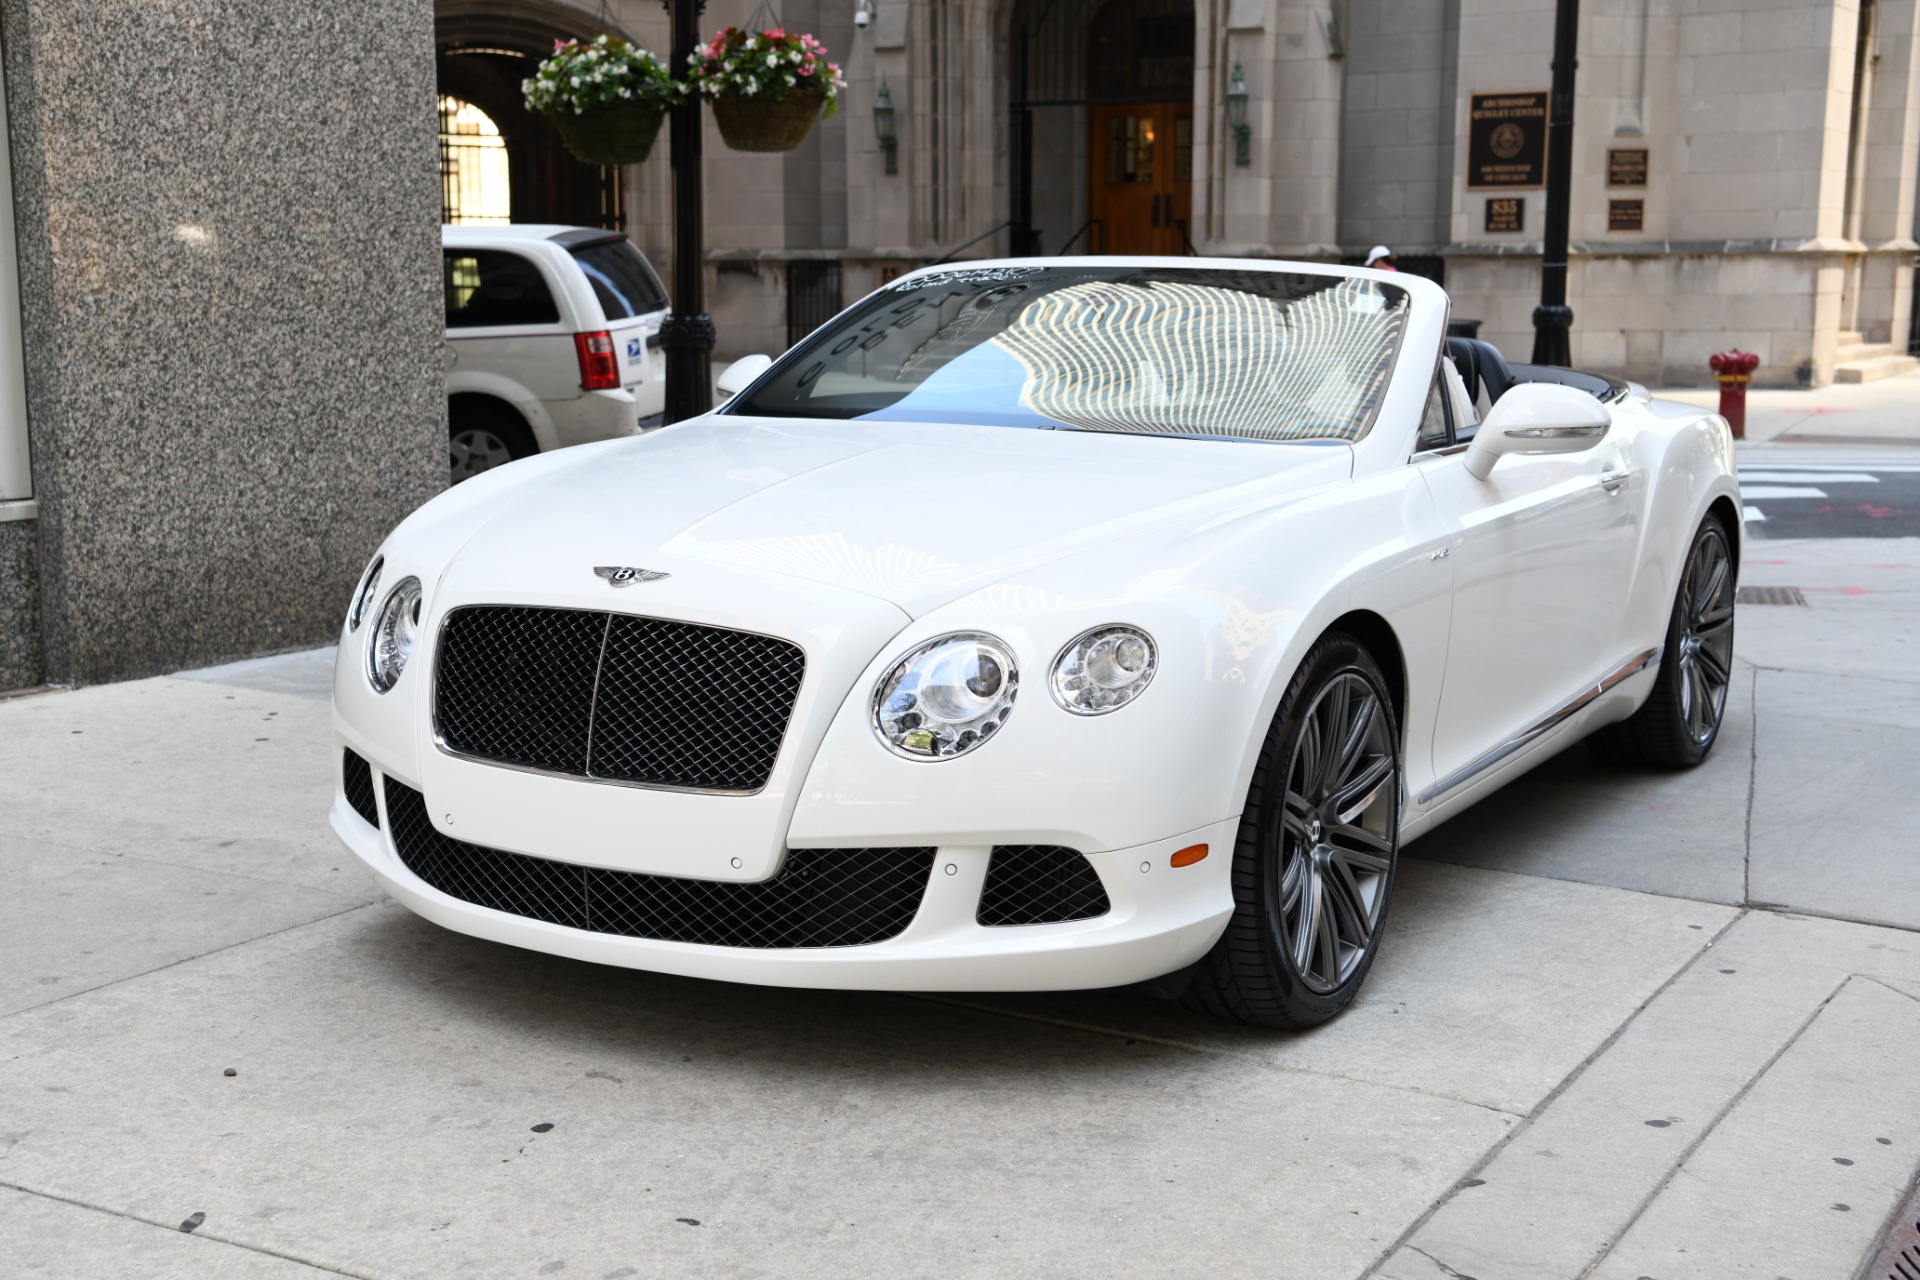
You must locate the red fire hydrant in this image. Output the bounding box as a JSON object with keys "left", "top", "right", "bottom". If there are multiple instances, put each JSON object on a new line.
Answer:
{"left": 1710, "top": 350, "right": 1760, "bottom": 439}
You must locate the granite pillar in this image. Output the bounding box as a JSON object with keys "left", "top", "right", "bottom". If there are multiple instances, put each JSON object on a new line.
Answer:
{"left": 0, "top": 517, "right": 40, "bottom": 690}
{"left": 2, "top": 0, "right": 445, "bottom": 686}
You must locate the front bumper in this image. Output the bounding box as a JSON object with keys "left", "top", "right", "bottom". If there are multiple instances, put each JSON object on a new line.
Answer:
{"left": 331, "top": 778, "right": 1237, "bottom": 993}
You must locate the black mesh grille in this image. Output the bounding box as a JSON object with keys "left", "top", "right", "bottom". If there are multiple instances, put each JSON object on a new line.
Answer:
{"left": 384, "top": 779, "right": 934, "bottom": 948}
{"left": 342, "top": 749, "right": 380, "bottom": 828}
{"left": 434, "top": 606, "right": 806, "bottom": 792}
{"left": 977, "top": 845, "right": 1111, "bottom": 926}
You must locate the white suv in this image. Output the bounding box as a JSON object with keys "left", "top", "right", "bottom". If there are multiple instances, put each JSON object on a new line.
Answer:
{"left": 442, "top": 225, "right": 669, "bottom": 485}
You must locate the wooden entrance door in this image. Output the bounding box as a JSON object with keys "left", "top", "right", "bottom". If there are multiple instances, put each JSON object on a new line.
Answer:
{"left": 1090, "top": 102, "right": 1192, "bottom": 255}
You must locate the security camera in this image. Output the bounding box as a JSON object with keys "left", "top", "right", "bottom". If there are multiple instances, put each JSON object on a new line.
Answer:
{"left": 854, "top": 1, "right": 872, "bottom": 28}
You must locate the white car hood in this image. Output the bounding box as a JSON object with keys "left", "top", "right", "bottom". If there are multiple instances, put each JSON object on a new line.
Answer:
{"left": 445, "top": 416, "right": 1354, "bottom": 617}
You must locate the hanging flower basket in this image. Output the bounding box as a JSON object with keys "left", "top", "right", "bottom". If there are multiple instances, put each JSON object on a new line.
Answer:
{"left": 687, "top": 27, "right": 845, "bottom": 154}
{"left": 524, "top": 35, "right": 680, "bottom": 166}
{"left": 711, "top": 88, "right": 826, "bottom": 152}
{"left": 551, "top": 100, "right": 668, "bottom": 165}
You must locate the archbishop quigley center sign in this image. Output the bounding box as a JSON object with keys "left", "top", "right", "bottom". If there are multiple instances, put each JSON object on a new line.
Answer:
{"left": 1467, "top": 91, "right": 1547, "bottom": 189}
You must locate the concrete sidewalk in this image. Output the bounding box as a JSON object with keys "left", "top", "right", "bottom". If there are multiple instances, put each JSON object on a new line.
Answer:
{"left": 4, "top": 544, "right": 1920, "bottom": 1279}
{"left": 1655, "top": 365, "right": 1920, "bottom": 446}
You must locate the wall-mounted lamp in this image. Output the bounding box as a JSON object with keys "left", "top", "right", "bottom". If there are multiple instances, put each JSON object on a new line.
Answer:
{"left": 874, "top": 79, "right": 898, "bottom": 176}
{"left": 1226, "top": 63, "right": 1250, "bottom": 167}
{"left": 854, "top": 0, "right": 873, "bottom": 29}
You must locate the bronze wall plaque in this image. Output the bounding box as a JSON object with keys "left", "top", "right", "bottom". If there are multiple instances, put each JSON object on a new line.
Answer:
{"left": 1607, "top": 198, "right": 1644, "bottom": 233}
{"left": 1485, "top": 197, "right": 1526, "bottom": 234}
{"left": 1467, "top": 91, "right": 1548, "bottom": 189}
{"left": 1607, "top": 148, "right": 1648, "bottom": 188}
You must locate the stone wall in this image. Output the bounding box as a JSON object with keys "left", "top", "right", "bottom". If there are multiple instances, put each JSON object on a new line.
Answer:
{"left": 0, "top": 519, "right": 40, "bottom": 691}
{"left": 3, "top": 0, "right": 446, "bottom": 686}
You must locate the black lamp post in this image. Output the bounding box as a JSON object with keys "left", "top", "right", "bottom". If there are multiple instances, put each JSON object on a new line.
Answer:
{"left": 1226, "top": 63, "right": 1251, "bottom": 167}
{"left": 658, "top": 0, "right": 715, "bottom": 424}
{"left": 1531, "top": 0, "right": 1580, "bottom": 367}
{"left": 874, "top": 79, "right": 898, "bottom": 176}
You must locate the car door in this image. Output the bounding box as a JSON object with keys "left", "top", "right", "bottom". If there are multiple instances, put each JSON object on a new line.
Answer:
{"left": 1416, "top": 379, "right": 1640, "bottom": 793}
{"left": 444, "top": 247, "right": 575, "bottom": 408}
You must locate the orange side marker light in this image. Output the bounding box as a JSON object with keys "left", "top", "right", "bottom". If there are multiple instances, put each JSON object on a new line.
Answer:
{"left": 1170, "top": 844, "right": 1208, "bottom": 869}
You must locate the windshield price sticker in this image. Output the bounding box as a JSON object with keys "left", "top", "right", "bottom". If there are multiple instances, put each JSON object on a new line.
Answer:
{"left": 894, "top": 266, "right": 1046, "bottom": 292}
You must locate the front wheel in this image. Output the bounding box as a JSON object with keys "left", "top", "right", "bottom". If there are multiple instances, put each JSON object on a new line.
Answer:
{"left": 1587, "top": 515, "right": 1736, "bottom": 769}
{"left": 1184, "top": 633, "right": 1402, "bottom": 1029}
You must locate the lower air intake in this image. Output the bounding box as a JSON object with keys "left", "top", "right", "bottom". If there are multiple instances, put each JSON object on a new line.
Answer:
{"left": 342, "top": 749, "right": 380, "bottom": 829}
{"left": 383, "top": 780, "right": 934, "bottom": 948}
{"left": 977, "top": 845, "right": 1111, "bottom": 926}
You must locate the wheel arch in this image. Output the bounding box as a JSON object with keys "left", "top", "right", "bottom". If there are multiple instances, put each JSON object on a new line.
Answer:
{"left": 1317, "top": 609, "right": 1407, "bottom": 733}
{"left": 1706, "top": 493, "right": 1742, "bottom": 570}
{"left": 447, "top": 386, "right": 558, "bottom": 453}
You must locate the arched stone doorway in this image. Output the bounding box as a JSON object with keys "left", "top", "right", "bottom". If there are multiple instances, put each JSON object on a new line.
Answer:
{"left": 435, "top": 2, "right": 626, "bottom": 229}
{"left": 1008, "top": 0, "right": 1195, "bottom": 257}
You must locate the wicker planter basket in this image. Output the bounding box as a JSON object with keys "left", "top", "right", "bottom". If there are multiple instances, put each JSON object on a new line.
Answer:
{"left": 711, "top": 88, "right": 826, "bottom": 153}
{"left": 550, "top": 101, "right": 667, "bottom": 166}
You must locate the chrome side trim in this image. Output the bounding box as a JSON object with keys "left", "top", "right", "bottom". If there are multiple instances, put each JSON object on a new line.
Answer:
{"left": 1506, "top": 423, "right": 1609, "bottom": 440}
{"left": 1415, "top": 645, "right": 1663, "bottom": 806}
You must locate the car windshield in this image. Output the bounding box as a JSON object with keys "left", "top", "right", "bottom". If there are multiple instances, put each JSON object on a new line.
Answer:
{"left": 733, "top": 266, "right": 1412, "bottom": 443}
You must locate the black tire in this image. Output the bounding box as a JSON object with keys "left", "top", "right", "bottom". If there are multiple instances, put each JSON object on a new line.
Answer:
{"left": 1183, "top": 633, "right": 1402, "bottom": 1029}
{"left": 1586, "top": 515, "right": 1736, "bottom": 770}
{"left": 448, "top": 400, "right": 536, "bottom": 486}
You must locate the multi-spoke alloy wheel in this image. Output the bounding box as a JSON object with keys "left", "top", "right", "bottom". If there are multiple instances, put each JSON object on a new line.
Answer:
{"left": 1587, "top": 514, "right": 1738, "bottom": 769}
{"left": 1185, "top": 633, "right": 1402, "bottom": 1028}
{"left": 1675, "top": 524, "right": 1735, "bottom": 746}
{"left": 1273, "top": 671, "right": 1397, "bottom": 993}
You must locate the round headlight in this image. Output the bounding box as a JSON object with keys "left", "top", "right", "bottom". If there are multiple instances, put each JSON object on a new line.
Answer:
{"left": 347, "top": 555, "right": 383, "bottom": 632}
{"left": 871, "top": 632, "right": 1019, "bottom": 760}
{"left": 365, "top": 577, "right": 423, "bottom": 694}
{"left": 1050, "top": 625, "right": 1157, "bottom": 715}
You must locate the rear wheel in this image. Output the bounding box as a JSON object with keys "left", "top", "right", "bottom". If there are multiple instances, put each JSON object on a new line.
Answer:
{"left": 449, "top": 401, "right": 535, "bottom": 486}
{"left": 1587, "top": 516, "right": 1736, "bottom": 769}
{"left": 1184, "top": 633, "right": 1402, "bottom": 1029}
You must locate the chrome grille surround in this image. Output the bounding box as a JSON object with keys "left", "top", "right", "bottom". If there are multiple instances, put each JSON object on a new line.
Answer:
{"left": 432, "top": 605, "right": 807, "bottom": 795}
{"left": 383, "top": 779, "right": 935, "bottom": 948}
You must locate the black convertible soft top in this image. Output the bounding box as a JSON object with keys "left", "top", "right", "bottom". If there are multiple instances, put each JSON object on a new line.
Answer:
{"left": 1447, "top": 337, "right": 1630, "bottom": 406}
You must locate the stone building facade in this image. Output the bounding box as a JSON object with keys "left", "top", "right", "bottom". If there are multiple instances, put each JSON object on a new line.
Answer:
{"left": 451, "top": 0, "right": 1917, "bottom": 388}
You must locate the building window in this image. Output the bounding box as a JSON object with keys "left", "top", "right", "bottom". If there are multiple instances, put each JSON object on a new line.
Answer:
{"left": 439, "top": 96, "right": 512, "bottom": 225}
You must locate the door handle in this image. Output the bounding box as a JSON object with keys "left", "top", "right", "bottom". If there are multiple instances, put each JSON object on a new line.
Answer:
{"left": 1600, "top": 469, "right": 1630, "bottom": 493}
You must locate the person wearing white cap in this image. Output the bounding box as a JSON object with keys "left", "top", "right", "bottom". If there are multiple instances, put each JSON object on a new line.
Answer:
{"left": 1365, "top": 245, "right": 1398, "bottom": 271}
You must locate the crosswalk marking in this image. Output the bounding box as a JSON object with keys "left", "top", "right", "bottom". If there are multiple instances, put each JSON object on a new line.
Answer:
{"left": 1740, "top": 485, "right": 1828, "bottom": 500}
{"left": 1737, "top": 471, "right": 1879, "bottom": 484}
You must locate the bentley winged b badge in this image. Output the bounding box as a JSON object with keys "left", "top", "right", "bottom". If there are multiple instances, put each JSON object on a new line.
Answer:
{"left": 594, "top": 566, "right": 671, "bottom": 587}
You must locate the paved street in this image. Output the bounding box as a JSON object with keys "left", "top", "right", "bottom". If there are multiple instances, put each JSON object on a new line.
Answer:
{"left": 6, "top": 522, "right": 1920, "bottom": 1277}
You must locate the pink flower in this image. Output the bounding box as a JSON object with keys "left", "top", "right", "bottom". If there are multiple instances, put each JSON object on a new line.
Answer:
{"left": 765, "top": 26, "right": 785, "bottom": 38}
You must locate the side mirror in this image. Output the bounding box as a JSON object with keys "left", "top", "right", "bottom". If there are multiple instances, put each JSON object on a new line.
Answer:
{"left": 715, "top": 354, "right": 773, "bottom": 401}
{"left": 1464, "top": 383, "right": 1613, "bottom": 480}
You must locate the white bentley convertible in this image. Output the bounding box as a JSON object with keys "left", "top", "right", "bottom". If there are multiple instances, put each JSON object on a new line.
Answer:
{"left": 332, "top": 259, "right": 1739, "bottom": 1028}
